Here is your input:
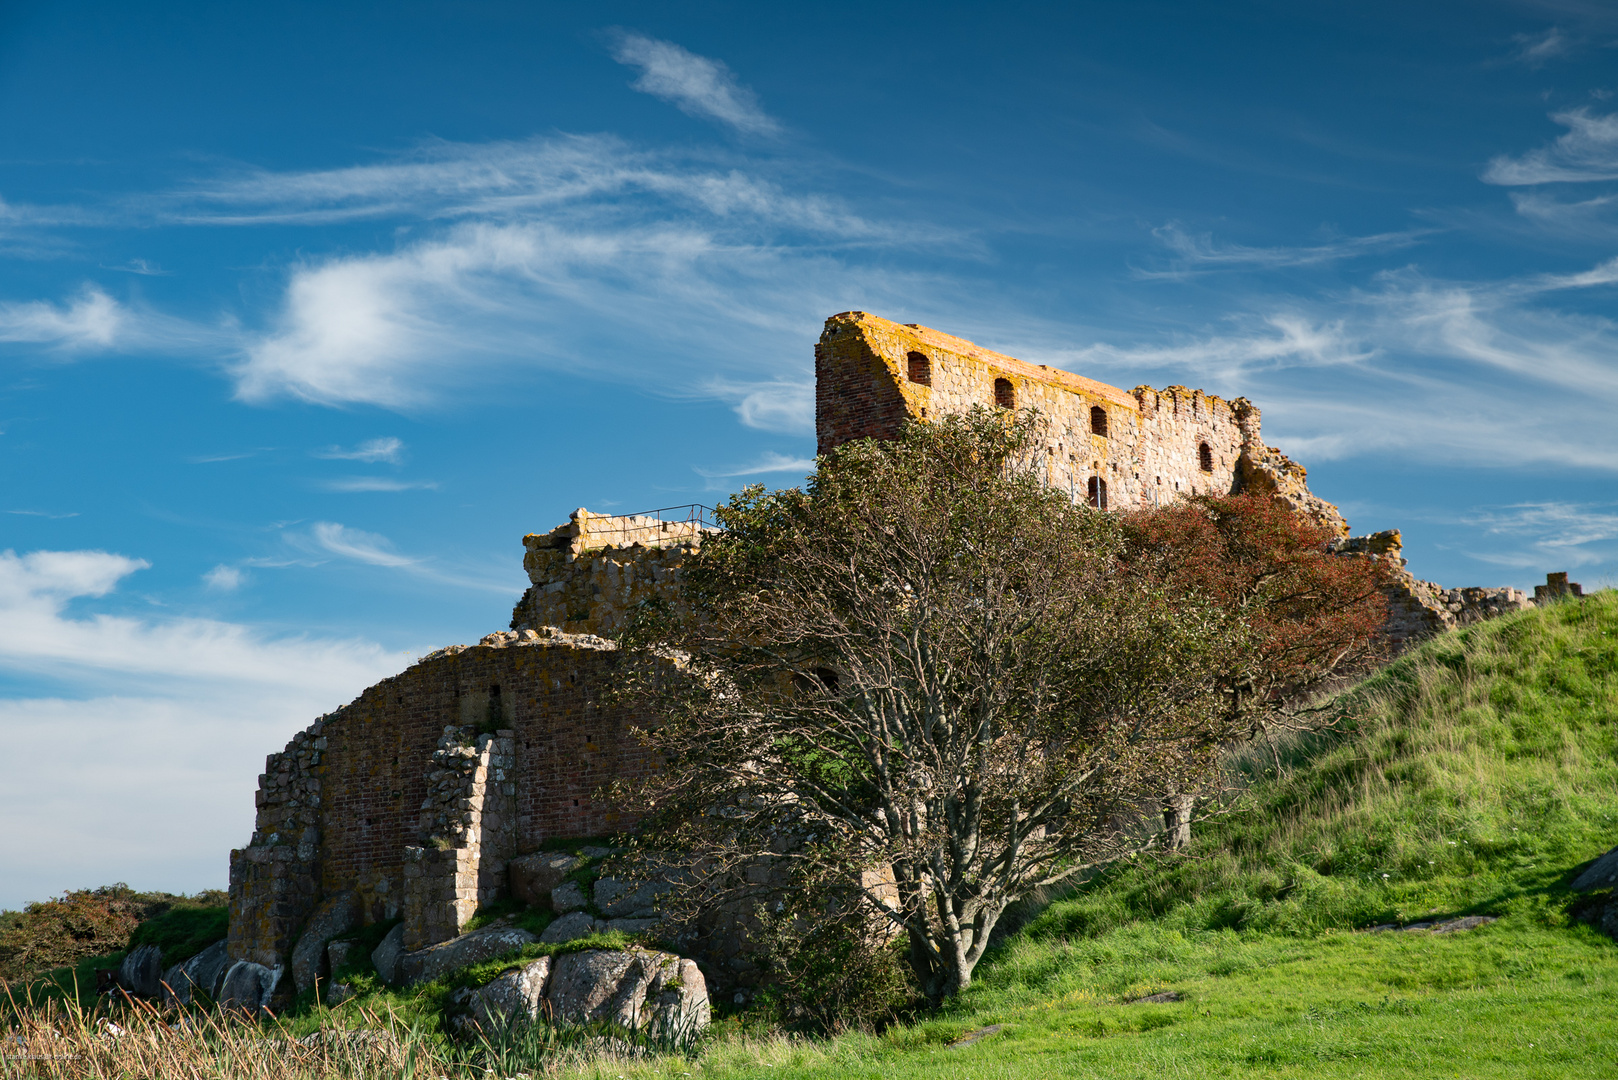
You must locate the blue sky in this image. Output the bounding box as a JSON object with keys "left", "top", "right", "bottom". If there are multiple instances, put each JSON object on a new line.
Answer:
{"left": 3, "top": 0, "right": 1617, "bottom": 907}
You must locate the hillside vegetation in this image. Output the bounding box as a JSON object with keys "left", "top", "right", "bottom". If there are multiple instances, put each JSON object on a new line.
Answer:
{"left": 642, "top": 590, "right": 1618, "bottom": 1078}
{"left": 4, "top": 593, "right": 1615, "bottom": 1079}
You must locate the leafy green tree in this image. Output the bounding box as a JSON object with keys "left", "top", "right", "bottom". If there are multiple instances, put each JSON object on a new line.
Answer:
{"left": 621, "top": 410, "right": 1253, "bottom": 1004}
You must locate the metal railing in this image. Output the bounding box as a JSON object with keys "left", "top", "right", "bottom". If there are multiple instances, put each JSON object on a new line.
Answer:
{"left": 616, "top": 503, "right": 724, "bottom": 531}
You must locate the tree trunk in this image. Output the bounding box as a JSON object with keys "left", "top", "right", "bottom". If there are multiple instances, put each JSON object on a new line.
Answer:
{"left": 1163, "top": 792, "right": 1194, "bottom": 851}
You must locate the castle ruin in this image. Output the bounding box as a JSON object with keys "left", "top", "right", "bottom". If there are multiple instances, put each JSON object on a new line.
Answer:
{"left": 225, "top": 310, "right": 1548, "bottom": 991}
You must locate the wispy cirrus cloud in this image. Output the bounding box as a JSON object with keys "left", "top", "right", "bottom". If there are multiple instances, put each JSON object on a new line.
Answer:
{"left": 1011, "top": 252, "right": 1618, "bottom": 472}
{"left": 1483, "top": 108, "right": 1618, "bottom": 185}
{"left": 1454, "top": 501, "right": 1618, "bottom": 571}
{"left": 317, "top": 478, "right": 438, "bottom": 493}
{"left": 202, "top": 564, "right": 243, "bottom": 591}
{"left": 693, "top": 450, "right": 816, "bottom": 483}
{"left": 306, "top": 522, "right": 418, "bottom": 568}
{"left": 1510, "top": 27, "right": 1572, "bottom": 67}
{"left": 313, "top": 437, "right": 405, "bottom": 463}
{"left": 278, "top": 522, "right": 515, "bottom": 594}
{"left": 610, "top": 32, "right": 780, "bottom": 137}
{"left": 1137, "top": 222, "right": 1430, "bottom": 278}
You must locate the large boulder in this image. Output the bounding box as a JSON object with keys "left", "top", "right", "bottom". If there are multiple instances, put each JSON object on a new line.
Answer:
{"left": 117, "top": 944, "right": 163, "bottom": 997}
{"left": 218, "top": 960, "right": 282, "bottom": 1016}
{"left": 463, "top": 957, "right": 553, "bottom": 1030}
{"left": 546, "top": 949, "right": 709, "bottom": 1035}
{"left": 1573, "top": 844, "right": 1618, "bottom": 892}
{"left": 539, "top": 912, "right": 602, "bottom": 944}
{"left": 395, "top": 925, "right": 537, "bottom": 987}
{"left": 326, "top": 938, "right": 365, "bottom": 973}
{"left": 550, "top": 881, "right": 587, "bottom": 913}
{"left": 371, "top": 924, "right": 405, "bottom": 985}
{"left": 509, "top": 853, "right": 583, "bottom": 907}
{"left": 159, "top": 939, "right": 231, "bottom": 1006}
{"left": 593, "top": 877, "right": 671, "bottom": 918}
{"left": 185, "top": 940, "right": 231, "bottom": 998}
{"left": 291, "top": 891, "right": 360, "bottom": 995}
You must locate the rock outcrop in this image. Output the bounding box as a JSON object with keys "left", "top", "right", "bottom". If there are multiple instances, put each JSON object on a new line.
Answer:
{"left": 291, "top": 890, "right": 359, "bottom": 994}
{"left": 394, "top": 924, "right": 537, "bottom": 987}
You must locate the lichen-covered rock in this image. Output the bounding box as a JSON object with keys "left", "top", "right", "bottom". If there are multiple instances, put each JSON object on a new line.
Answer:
{"left": 605, "top": 917, "right": 662, "bottom": 935}
{"left": 540, "top": 911, "right": 602, "bottom": 944}
{"left": 464, "top": 957, "right": 553, "bottom": 1030}
{"left": 117, "top": 944, "right": 163, "bottom": 997}
{"left": 550, "top": 880, "right": 587, "bottom": 913}
{"left": 593, "top": 876, "right": 670, "bottom": 918}
{"left": 510, "top": 852, "right": 583, "bottom": 907}
{"left": 546, "top": 949, "right": 709, "bottom": 1034}
{"left": 395, "top": 925, "right": 537, "bottom": 987}
{"left": 218, "top": 960, "right": 282, "bottom": 1015}
{"left": 371, "top": 924, "right": 405, "bottom": 984}
{"left": 326, "top": 938, "right": 364, "bottom": 973}
{"left": 291, "top": 890, "right": 359, "bottom": 994}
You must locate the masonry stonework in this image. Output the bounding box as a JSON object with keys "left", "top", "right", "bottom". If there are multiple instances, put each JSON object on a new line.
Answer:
{"left": 228, "top": 630, "right": 666, "bottom": 970}
{"left": 814, "top": 311, "right": 1349, "bottom": 535}
{"left": 509, "top": 509, "right": 710, "bottom": 638}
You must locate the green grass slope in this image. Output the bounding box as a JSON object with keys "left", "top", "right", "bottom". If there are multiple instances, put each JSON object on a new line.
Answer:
{"left": 608, "top": 592, "right": 1618, "bottom": 1079}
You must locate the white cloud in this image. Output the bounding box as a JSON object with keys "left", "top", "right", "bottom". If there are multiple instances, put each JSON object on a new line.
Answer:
{"left": 1511, "top": 27, "right": 1571, "bottom": 67}
{"left": 1508, "top": 190, "right": 1618, "bottom": 233}
{"left": 3, "top": 135, "right": 946, "bottom": 420}
{"left": 0, "top": 286, "right": 125, "bottom": 350}
{"left": 1483, "top": 109, "right": 1618, "bottom": 185}
{"left": 282, "top": 522, "right": 514, "bottom": 594}
{"left": 1140, "top": 222, "right": 1429, "bottom": 277}
{"left": 308, "top": 522, "right": 417, "bottom": 568}
{"left": 1451, "top": 501, "right": 1618, "bottom": 573}
{"left": 314, "top": 436, "right": 405, "bottom": 463}
{"left": 0, "top": 546, "right": 413, "bottom": 905}
{"left": 710, "top": 380, "right": 815, "bottom": 434}
{"left": 694, "top": 450, "right": 816, "bottom": 481}
{"left": 0, "top": 547, "right": 393, "bottom": 687}
{"left": 318, "top": 478, "right": 439, "bottom": 493}
{"left": 202, "top": 564, "right": 243, "bottom": 591}
{"left": 610, "top": 32, "right": 780, "bottom": 137}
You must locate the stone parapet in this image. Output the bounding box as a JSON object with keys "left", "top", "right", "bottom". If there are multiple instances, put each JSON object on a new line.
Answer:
{"left": 512, "top": 510, "right": 711, "bottom": 638}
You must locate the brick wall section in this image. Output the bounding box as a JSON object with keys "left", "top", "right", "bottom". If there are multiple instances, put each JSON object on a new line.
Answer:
{"left": 228, "top": 631, "right": 669, "bottom": 965}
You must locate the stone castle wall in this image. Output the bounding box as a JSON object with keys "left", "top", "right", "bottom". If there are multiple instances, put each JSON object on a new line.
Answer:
{"left": 228, "top": 629, "right": 667, "bottom": 969}
{"left": 814, "top": 311, "right": 1347, "bottom": 534}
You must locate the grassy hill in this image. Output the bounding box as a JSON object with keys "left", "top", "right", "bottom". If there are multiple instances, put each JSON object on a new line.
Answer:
{"left": 643, "top": 590, "right": 1618, "bottom": 1078}
{"left": 6, "top": 593, "right": 1614, "bottom": 1079}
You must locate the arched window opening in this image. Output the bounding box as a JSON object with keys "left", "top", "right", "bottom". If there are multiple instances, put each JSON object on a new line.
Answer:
{"left": 906, "top": 351, "right": 931, "bottom": 386}
{"left": 1199, "top": 442, "right": 1213, "bottom": 472}
{"left": 1086, "top": 476, "right": 1108, "bottom": 510}
{"left": 994, "top": 377, "right": 1015, "bottom": 409}
{"left": 1090, "top": 405, "right": 1108, "bottom": 437}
